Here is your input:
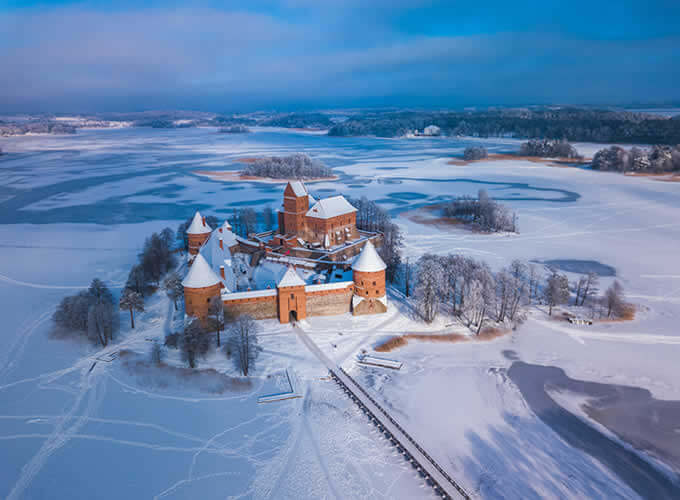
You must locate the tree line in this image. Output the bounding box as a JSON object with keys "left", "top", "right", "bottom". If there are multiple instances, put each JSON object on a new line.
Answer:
{"left": 591, "top": 144, "right": 680, "bottom": 173}
{"left": 349, "top": 196, "right": 403, "bottom": 283}
{"left": 442, "top": 189, "right": 517, "bottom": 233}
{"left": 463, "top": 146, "right": 488, "bottom": 160}
{"left": 519, "top": 139, "right": 582, "bottom": 159}
{"left": 242, "top": 153, "right": 333, "bottom": 179}
{"left": 53, "top": 227, "right": 179, "bottom": 346}
{"left": 328, "top": 108, "right": 680, "bottom": 144}
{"left": 408, "top": 255, "right": 630, "bottom": 329}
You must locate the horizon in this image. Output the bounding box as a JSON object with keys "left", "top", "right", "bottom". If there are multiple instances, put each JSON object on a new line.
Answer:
{"left": 2, "top": 0, "right": 680, "bottom": 113}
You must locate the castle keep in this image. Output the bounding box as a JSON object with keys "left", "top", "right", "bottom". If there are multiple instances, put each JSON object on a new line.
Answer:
{"left": 183, "top": 181, "right": 387, "bottom": 324}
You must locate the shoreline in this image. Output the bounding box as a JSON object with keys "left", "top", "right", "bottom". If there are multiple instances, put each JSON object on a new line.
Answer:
{"left": 448, "top": 153, "right": 592, "bottom": 167}
{"left": 194, "top": 170, "right": 339, "bottom": 184}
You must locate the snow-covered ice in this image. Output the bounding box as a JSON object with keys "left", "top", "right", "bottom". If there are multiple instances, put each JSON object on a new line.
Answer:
{"left": 1, "top": 127, "right": 679, "bottom": 499}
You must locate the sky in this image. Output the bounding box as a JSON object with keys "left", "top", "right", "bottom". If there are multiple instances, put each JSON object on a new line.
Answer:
{"left": 1, "top": 0, "right": 679, "bottom": 113}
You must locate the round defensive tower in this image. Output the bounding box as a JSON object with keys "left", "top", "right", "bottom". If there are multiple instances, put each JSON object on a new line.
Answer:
{"left": 187, "top": 211, "right": 212, "bottom": 255}
{"left": 182, "top": 253, "right": 222, "bottom": 322}
{"left": 352, "top": 241, "right": 387, "bottom": 315}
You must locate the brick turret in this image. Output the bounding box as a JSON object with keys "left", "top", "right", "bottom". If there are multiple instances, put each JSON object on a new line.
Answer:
{"left": 352, "top": 241, "right": 387, "bottom": 315}
{"left": 182, "top": 253, "right": 222, "bottom": 322}
{"left": 187, "top": 211, "right": 212, "bottom": 255}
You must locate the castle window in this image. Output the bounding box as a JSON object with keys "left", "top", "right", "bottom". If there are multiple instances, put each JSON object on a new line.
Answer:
{"left": 290, "top": 293, "right": 294, "bottom": 299}
{"left": 366, "top": 290, "right": 369, "bottom": 296}
{"left": 373, "top": 281, "right": 376, "bottom": 286}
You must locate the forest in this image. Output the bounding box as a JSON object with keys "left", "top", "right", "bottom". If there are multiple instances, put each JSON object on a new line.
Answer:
{"left": 242, "top": 153, "right": 334, "bottom": 179}
{"left": 591, "top": 144, "right": 680, "bottom": 173}
{"left": 328, "top": 108, "right": 680, "bottom": 144}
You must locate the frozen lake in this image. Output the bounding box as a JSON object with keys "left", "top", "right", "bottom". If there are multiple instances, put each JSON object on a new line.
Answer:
{"left": 1, "top": 127, "right": 679, "bottom": 499}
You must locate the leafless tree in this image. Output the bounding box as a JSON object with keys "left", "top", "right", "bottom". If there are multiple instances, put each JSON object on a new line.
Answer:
{"left": 180, "top": 319, "right": 211, "bottom": 369}
{"left": 543, "top": 271, "right": 570, "bottom": 316}
{"left": 605, "top": 280, "right": 626, "bottom": 318}
{"left": 527, "top": 263, "right": 541, "bottom": 303}
{"left": 227, "top": 315, "right": 260, "bottom": 376}
{"left": 208, "top": 296, "right": 225, "bottom": 347}
{"left": 415, "top": 255, "right": 444, "bottom": 323}
{"left": 162, "top": 272, "right": 184, "bottom": 310}
{"left": 580, "top": 272, "right": 599, "bottom": 306}
{"left": 119, "top": 288, "right": 144, "bottom": 329}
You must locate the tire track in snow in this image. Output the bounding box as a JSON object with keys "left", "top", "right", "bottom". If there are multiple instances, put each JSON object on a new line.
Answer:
{"left": 0, "top": 308, "right": 54, "bottom": 383}
{"left": 6, "top": 369, "right": 105, "bottom": 500}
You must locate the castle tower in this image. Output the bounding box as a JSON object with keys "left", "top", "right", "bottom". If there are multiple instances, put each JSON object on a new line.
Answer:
{"left": 187, "top": 211, "right": 212, "bottom": 255}
{"left": 279, "top": 181, "right": 309, "bottom": 236}
{"left": 352, "top": 241, "right": 387, "bottom": 315}
{"left": 277, "top": 266, "right": 307, "bottom": 323}
{"left": 182, "top": 253, "right": 222, "bottom": 322}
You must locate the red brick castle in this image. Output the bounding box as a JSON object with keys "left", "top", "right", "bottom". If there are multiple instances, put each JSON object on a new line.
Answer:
{"left": 183, "top": 181, "right": 387, "bottom": 324}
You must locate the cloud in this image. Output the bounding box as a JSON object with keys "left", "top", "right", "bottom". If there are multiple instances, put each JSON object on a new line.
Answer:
{"left": 0, "top": 3, "right": 678, "bottom": 111}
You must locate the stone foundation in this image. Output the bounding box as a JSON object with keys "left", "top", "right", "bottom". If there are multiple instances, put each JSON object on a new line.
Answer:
{"left": 353, "top": 297, "right": 388, "bottom": 316}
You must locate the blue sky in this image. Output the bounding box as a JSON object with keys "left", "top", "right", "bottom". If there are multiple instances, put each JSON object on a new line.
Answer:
{"left": 1, "top": 0, "right": 679, "bottom": 112}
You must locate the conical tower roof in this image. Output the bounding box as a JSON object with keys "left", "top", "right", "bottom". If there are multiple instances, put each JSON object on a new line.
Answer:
{"left": 187, "top": 211, "right": 212, "bottom": 235}
{"left": 277, "top": 266, "right": 305, "bottom": 288}
{"left": 352, "top": 241, "right": 386, "bottom": 273}
{"left": 182, "top": 253, "right": 221, "bottom": 288}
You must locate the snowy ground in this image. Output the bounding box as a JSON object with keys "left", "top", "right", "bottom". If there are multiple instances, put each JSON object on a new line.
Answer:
{"left": 1, "top": 127, "right": 679, "bottom": 499}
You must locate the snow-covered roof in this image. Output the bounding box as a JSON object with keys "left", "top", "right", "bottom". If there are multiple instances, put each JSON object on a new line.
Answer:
{"left": 288, "top": 180, "right": 308, "bottom": 197}
{"left": 306, "top": 196, "right": 357, "bottom": 219}
{"left": 222, "top": 289, "right": 277, "bottom": 301}
{"left": 198, "top": 230, "right": 238, "bottom": 292}
{"left": 220, "top": 220, "right": 232, "bottom": 231}
{"left": 352, "top": 241, "right": 386, "bottom": 273}
{"left": 305, "top": 281, "right": 353, "bottom": 293}
{"left": 182, "top": 253, "right": 221, "bottom": 288}
{"left": 308, "top": 193, "right": 317, "bottom": 205}
{"left": 277, "top": 266, "right": 306, "bottom": 288}
{"left": 187, "top": 211, "right": 212, "bottom": 235}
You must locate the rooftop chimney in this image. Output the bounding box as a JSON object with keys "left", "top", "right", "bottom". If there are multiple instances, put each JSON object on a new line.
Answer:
{"left": 220, "top": 265, "right": 225, "bottom": 279}
{"left": 202, "top": 216, "right": 206, "bottom": 227}
{"left": 219, "top": 238, "right": 223, "bottom": 250}
{"left": 219, "top": 227, "right": 223, "bottom": 233}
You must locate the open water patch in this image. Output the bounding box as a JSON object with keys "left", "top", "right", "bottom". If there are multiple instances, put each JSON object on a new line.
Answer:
{"left": 508, "top": 361, "right": 680, "bottom": 499}
{"left": 542, "top": 259, "right": 616, "bottom": 277}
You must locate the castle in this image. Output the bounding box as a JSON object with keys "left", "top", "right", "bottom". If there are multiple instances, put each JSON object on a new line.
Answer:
{"left": 182, "top": 181, "right": 387, "bottom": 324}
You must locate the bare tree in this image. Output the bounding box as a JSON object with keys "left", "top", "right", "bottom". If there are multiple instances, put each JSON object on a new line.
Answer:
{"left": 527, "top": 263, "right": 540, "bottom": 303}
{"left": 227, "top": 315, "right": 260, "bottom": 376}
{"left": 414, "top": 255, "right": 444, "bottom": 323}
{"left": 580, "top": 272, "right": 599, "bottom": 306}
{"left": 403, "top": 258, "right": 412, "bottom": 297}
{"left": 208, "top": 296, "right": 225, "bottom": 347}
{"left": 180, "top": 318, "right": 211, "bottom": 369}
{"left": 543, "top": 271, "right": 570, "bottom": 316}
{"left": 126, "top": 264, "right": 147, "bottom": 296}
{"left": 605, "top": 280, "right": 626, "bottom": 318}
{"left": 119, "top": 288, "right": 144, "bottom": 329}
{"left": 162, "top": 272, "right": 184, "bottom": 310}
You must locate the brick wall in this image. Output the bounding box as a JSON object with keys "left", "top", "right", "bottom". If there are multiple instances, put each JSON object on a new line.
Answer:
{"left": 223, "top": 295, "right": 277, "bottom": 320}
{"left": 307, "top": 288, "right": 353, "bottom": 317}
